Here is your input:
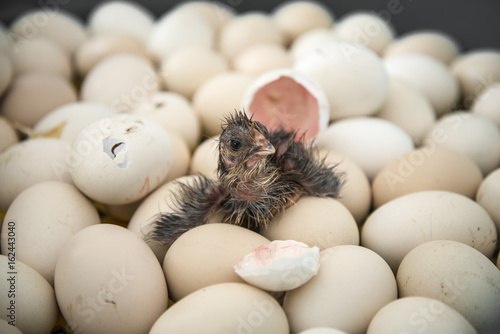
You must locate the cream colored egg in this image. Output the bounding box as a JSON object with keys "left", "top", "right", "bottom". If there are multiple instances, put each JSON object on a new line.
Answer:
{"left": 0, "top": 255, "right": 58, "bottom": 334}
{"left": 0, "top": 51, "right": 12, "bottom": 96}
{"left": 190, "top": 136, "right": 219, "bottom": 179}
{"left": 55, "top": 224, "right": 168, "bottom": 334}
{"left": 70, "top": 114, "right": 173, "bottom": 205}
{"left": 290, "top": 28, "right": 341, "bottom": 61}
{"left": 88, "top": 1, "right": 154, "bottom": 43}
{"left": 367, "top": 296, "right": 477, "bottom": 334}
{"left": 193, "top": 71, "right": 254, "bottom": 137}
{"left": 262, "top": 197, "right": 359, "bottom": 250}
{"left": 294, "top": 41, "right": 390, "bottom": 120}
{"left": 11, "top": 38, "right": 71, "bottom": 79}
{"left": 273, "top": 1, "right": 334, "bottom": 45}
{"left": 233, "top": 43, "right": 292, "bottom": 76}
{"left": 173, "top": 1, "right": 234, "bottom": 32}
{"left": 0, "top": 116, "right": 18, "bottom": 153}
{"left": 383, "top": 30, "right": 460, "bottom": 64}
{"left": 372, "top": 148, "right": 483, "bottom": 208}
{"left": 150, "top": 282, "right": 289, "bottom": 334}
{"left": 397, "top": 240, "right": 500, "bottom": 331}
{"left": 385, "top": 54, "right": 459, "bottom": 116}
{"left": 362, "top": 191, "right": 497, "bottom": 273}
{"left": 33, "top": 101, "right": 116, "bottom": 144}
{"left": 0, "top": 138, "right": 72, "bottom": 211}
{"left": 476, "top": 168, "right": 500, "bottom": 233}
{"left": 1, "top": 181, "right": 100, "bottom": 284}
{"left": 317, "top": 117, "right": 414, "bottom": 180}
{"left": 0, "top": 23, "right": 12, "bottom": 55}
{"left": 164, "top": 132, "right": 190, "bottom": 182}
{"left": 219, "top": 12, "right": 284, "bottom": 59}
{"left": 80, "top": 54, "right": 159, "bottom": 113}
{"left": 299, "top": 328, "right": 348, "bottom": 334}
{"left": 1, "top": 72, "right": 77, "bottom": 127}
{"left": 75, "top": 34, "right": 152, "bottom": 77}
{"left": 423, "top": 111, "right": 500, "bottom": 175}
{"left": 164, "top": 223, "right": 270, "bottom": 301}
{"left": 148, "top": 8, "right": 214, "bottom": 61}
{"left": 160, "top": 45, "right": 229, "bottom": 99}
{"left": 284, "top": 245, "right": 397, "bottom": 334}
{"left": 472, "top": 82, "right": 500, "bottom": 128}
{"left": 451, "top": 49, "right": 500, "bottom": 107}
{"left": 334, "top": 12, "right": 394, "bottom": 56}
{"left": 132, "top": 91, "right": 201, "bottom": 150}
{"left": 375, "top": 78, "right": 436, "bottom": 145}
{"left": 0, "top": 319, "right": 23, "bottom": 334}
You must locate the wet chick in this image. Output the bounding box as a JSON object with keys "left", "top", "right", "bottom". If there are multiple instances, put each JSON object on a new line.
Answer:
{"left": 148, "top": 111, "right": 343, "bottom": 246}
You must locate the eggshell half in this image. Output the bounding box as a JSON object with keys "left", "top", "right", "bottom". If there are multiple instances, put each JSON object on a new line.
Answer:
{"left": 476, "top": 168, "right": 500, "bottom": 233}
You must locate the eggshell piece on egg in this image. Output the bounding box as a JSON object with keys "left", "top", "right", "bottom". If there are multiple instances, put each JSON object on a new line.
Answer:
{"left": 476, "top": 168, "right": 500, "bottom": 233}
{"left": 472, "top": 82, "right": 500, "bottom": 129}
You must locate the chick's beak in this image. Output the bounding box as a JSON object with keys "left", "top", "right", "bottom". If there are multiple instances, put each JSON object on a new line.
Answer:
{"left": 252, "top": 131, "right": 275, "bottom": 156}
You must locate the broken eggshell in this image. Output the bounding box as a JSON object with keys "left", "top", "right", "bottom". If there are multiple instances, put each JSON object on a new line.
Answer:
{"left": 234, "top": 240, "right": 320, "bottom": 292}
{"left": 241, "top": 68, "right": 329, "bottom": 142}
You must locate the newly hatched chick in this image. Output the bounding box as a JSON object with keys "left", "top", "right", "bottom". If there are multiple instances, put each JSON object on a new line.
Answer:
{"left": 148, "top": 111, "right": 343, "bottom": 245}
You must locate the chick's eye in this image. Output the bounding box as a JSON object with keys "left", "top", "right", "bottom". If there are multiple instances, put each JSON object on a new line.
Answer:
{"left": 230, "top": 139, "right": 242, "bottom": 151}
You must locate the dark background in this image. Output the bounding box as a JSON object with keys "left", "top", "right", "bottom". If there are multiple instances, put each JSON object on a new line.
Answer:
{"left": 1, "top": 0, "right": 500, "bottom": 52}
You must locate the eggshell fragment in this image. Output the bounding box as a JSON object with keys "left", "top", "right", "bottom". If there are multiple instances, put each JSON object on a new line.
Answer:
{"left": 163, "top": 223, "right": 270, "bottom": 301}
{"left": 233, "top": 43, "right": 292, "bottom": 76}
{"left": 367, "top": 297, "right": 477, "bottom": 334}
{"left": 150, "top": 283, "right": 289, "bottom": 334}
{"left": 372, "top": 148, "right": 483, "bottom": 208}
{"left": 55, "top": 224, "right": 168, "bottom": 334}
{"left": 472, "top": 82, "right": 500, "bottom": 128}
{"left": 397, "top": 240, "right": 500, "bottom": 331}
{"left": 0, "top": 255, "right": 58, "bottom": 334}
{"left": 189, "top": 136, "right": 219, "bottom": 179}
{"left": 476, "top": 168, "right": 500, "bottom": 233}
{"left": 0, "top": 116, "right": 18, "bottom": 153}
{"left": 284, "top": 245, "right": 397, "bottom": 334}
{"left": 361, "top": 191, "right": 497, "bottom": 273}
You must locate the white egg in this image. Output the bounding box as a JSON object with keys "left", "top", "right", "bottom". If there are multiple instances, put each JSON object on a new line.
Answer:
{"left": 189, "top": 136, "right": 219, "bottom": 179}
{"left": 233, "top": 43, "right": 292, "bottom": 76}
{"left": 0, "top": 51, "right": 12, "bottom": 96}
{"left": 0, "top": 116, "right": 18, "bottom": 153}
{"left": 476, "top": 168, "right": 500, "bottom": 233}
{"left": 472, "top": 82, "right": 500, "bottom": 128}
{"left": 173, "top": 1, "right": 235, "bottom": 32}
{"left": 290, "top": 28, "right": 341, "bottom": 61}
{"left": 298, "top": 329, "right": 348, "bottom": 334}
{"left": 163, "top": 132, "right": 190, "bottom": 183}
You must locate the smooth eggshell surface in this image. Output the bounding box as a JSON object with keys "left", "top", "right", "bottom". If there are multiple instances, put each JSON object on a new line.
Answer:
{"left": 0, "top": 52, "right": 12, "bottom": 96}
{"left": 173, "top": 1, "right": 234, "bottom": 32}
{"left": 189, "top": 136, "right": 219, "bottom": 179}
{"left": 0, "top": 319, "right": 23, "bottom": 334}
{"left": 55, "top": 224, "right": 168, "bottom": 334}
{"left": 472, "top": 82, "right": 500, "bottom": 128}
{"left": 397, "top": 240, "right": 500, "bottom": 331}
{"left": 298, "top": 329, "right": 348, "bottom": 334}
{"left": 233, "top": 43, "right": 292, "bottom": 76}
{"left": 476, "top": 168, "right": 500, "bottom": 233}
{"left": 284, "top": 245, "right": 397, "bottom": 334}
{"left": 0, "top": 116, "right": 18, "bottom": 153}
{"left": 290, "top": 28, "right": 341, "bottom": 61}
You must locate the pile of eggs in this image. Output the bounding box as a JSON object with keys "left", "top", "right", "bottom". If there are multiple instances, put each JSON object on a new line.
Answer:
{"left": 0, "top": 1, "right": 500, "bottom": 333}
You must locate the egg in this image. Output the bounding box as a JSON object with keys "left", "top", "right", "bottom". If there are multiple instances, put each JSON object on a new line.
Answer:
{"left": 192, "top": 71, "right": 254, "bottom": 137}
{"left": 472, "top": 82, "right": 500, "bottom": 128}
{"left": 290, "top": 28, "right": 341, "bottom": 61}
{"left": 284, "top": 245, "right": 397, "bottom": 334}
{"left": 233, "top": 43, "right": 292, "bottom": 76}
{"left": 163, "top": 223, "right": 270, "bottom": 301}
{"left": 80, "top": 54, "right": 159, "bottom": 113}
{"left": 103, "top": 200, "right": 142, "bottom": 225}
{"left": 298, "top": 329, "right": 348, "bottom": 334}
{"left": 0, "top": 319, "right": 23, "bottom": 334}
{"left": 385, "top": 54, "right": 459, "bottom": 116}
{"left": 361, "top": 190, "right": 497, "bottom": 272}
{"left": 317, "top": 117, "right": 414, "bottom": 180}
{"left": 294, "top": 41, "right": 389, "bottom": 120}
{"left": 160, "top": 45, "right": 229, "bottom": 99}
{"left": 241, "top": 68, "right": 329, "bottom": 142}
{"left": 262, "top": 197, "right": 359, "bottom": 250}
{"left": 189, "top": 135, "right": 219, "bottom": 179}
{"left": 0, "top": 255, "right": 58, "bottom": 334}
{"left": 0, "top": 51, "right": 12, "bottom": 96}
{"left": 55, "top": 224, "right": 168, "bottom": 334}
{"left": 476, "top": 168, "right": 500, "bottom": 233}
{"left": 149, "top": 282, "right": 289, "bottom": 334}
{"left": 334, "top": 12, "right": 395, "bottom": 56}
{"left": 163, "top": 132, "right": 190, "bottom": 182}
{"left": 367, "top": 296, "right": 477, "bottom": 334}
{"left": 173, "top": 1, "right": 234, "bottom": 32}
{"left": 70, "top": 114, "right": 173, "bottom": 205}
{"left": 397, "top": 240, "right": 500, "bottom": 331}
{"left": 219, "top": 12, "right": 284, "bottom": 59}
{"left": 0, "top": 116, "right": 18, "bottom": 153}
{"left": 372, "top": 147, "right": 483, "bottom": 208}
{"left": 375, "top": 78, "right": 436, "bottom": 145}
{"left": 383, "top": 30, "right": 460, "bottom": 64}
{"left": 1, "top": 72, "right": 78, "bottom": 127}
{"left": 0, "top": 138, "right": 72, "bottom": 211}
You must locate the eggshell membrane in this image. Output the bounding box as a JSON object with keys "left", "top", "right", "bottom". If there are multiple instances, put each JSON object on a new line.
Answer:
{"left": 219, "top": 12, "right": 284, "bottom": 59}
{"left": 241, "top": 68, "right": 329, "bottom": 142}
{"left": 1, "top": 72, "right": 78, "bottom": 127}
{"left": 375, "top": 78, "right": 436, "bottom": 145}
{"left": 80, "top": 54, "right": 159, "bottom": 113}
{"left": 173, "top": 1, "right": 234, "bottom": 32}
{"left": 0, "top": 319, "right": 23, "bottom": 334}
{"left": 362, "top": 190, "right": 497, "bottom": 273}
{"left": 0, "top": 52, "right": 12, "bottom": 96}
{"left": 193, "top": 71, "right": 254, "bottom": 137}
{"left": 476, "top": 168, "right": 500, "bottom": 233}
{"left": 317, "top": 117, "right": 414, "bottom": 180}
{"left": 299, "top": 329, "right": 348, "bottom": 334}
{"left": 160, "top": 45, "right": 229, "bottom": 99}
{"left": 372, "top": 148, "right": 483, "bottom": 208}
{"left": 55, "top": 224, "right": 168, "bottom": 334}
{"left": 0, "top": 116, "right": 18, "bottom": 153}
{"left": 0, "top": 138, "right": 73, "bottom": 212}
{"left": 189, "top": 136, "right": 219, "bottom": 179}
{"left": 367, "top": 296, "right": 477, "bottom": 334}
{"left": 150, "top": 282, "right": 289, "bottom": 334}
{"left": 423, "top": 111, "right": 500, "bottom": 175}
{"left": 233, "top": 43, "right": 292, "bottom": 76}
{"left": 472, "top": 82, "right": 500, "bottom": 129}
{"left": 294, "top": 41, "right": 390, "bottom": 120}
{"left": 272, "top": 1, "right": 334, "bottom": 45}
{"left": 385, "top": 54, "right": 460, "bottom": 116}
{"left": 397, "top": 240, "right": 500, "bottom": 331}
{"left": 163, "top": 223, "right": 270, "bottom": 301}
{"left": 0, "top": 255, "right": 58, "bottom": 334}
{"left": 284, "top": 245, "right": 397, "bottom": 334}
{"left": 262, "top": 197, "right": 359, "bottom": 250}
{"left": 290, "top": 28, "right": 341, "bottom": 61}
